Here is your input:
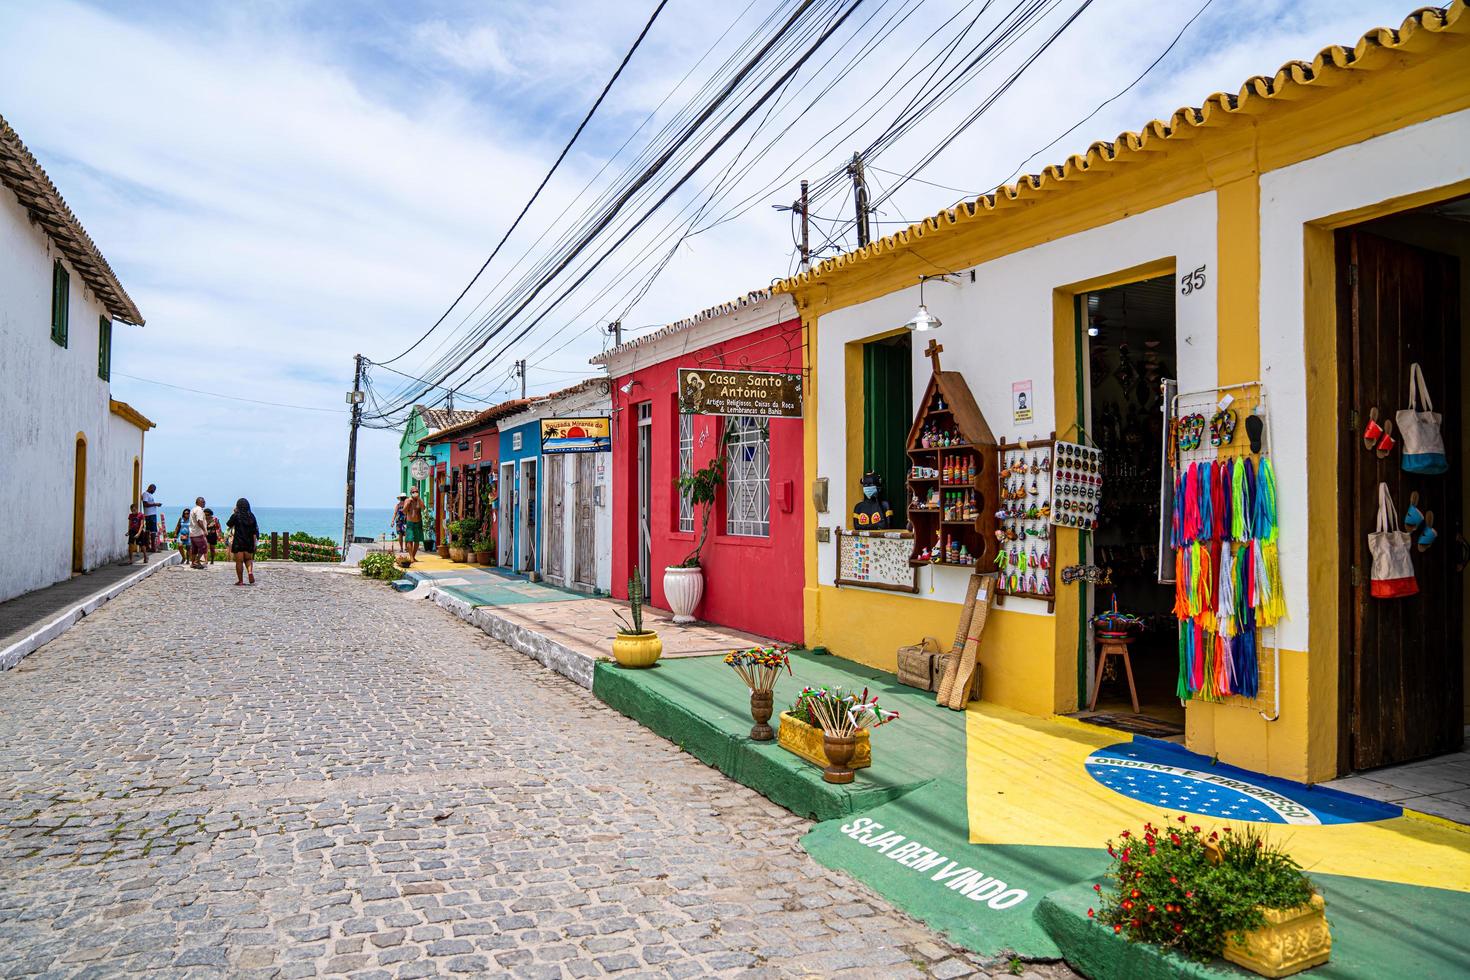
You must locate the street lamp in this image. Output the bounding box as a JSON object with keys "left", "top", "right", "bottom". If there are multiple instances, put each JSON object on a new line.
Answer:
{"left": 904, "top": 275, "right": 951, "bottom": 332}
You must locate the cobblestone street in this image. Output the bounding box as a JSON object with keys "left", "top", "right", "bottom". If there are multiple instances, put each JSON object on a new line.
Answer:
{"left": 0, "top": 563, "right": 1073, "bottom": 979}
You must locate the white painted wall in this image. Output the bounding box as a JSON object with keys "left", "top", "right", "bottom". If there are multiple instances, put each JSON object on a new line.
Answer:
{"left": 502, "top": 384, "right": 615, "bottom": 593}
{"left": 816, "top": 191, "right": 1218, "bottom": 614}
{"left": 1259, "top": 106, "right": 1470, "bottom": 652}
{"left": 0, "top": 186, "right": 146, "bottom": 602}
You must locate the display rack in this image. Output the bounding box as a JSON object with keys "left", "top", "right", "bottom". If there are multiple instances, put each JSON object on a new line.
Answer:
{"left": 1166, "top": 381, "right": 1280, "bottom": 721}
{"left": 904, "top": 341, "right": 999, "bottom": 569}
{"left": 834, "top": 529, "right": 918, "bottom": 592}
{"left": 994, "top": 436, "right": 1056, "bottom": 611}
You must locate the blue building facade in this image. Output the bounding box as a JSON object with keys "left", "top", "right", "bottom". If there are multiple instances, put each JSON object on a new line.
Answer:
{"left": 498, "top": 419, "right": 542, "bottom": 574}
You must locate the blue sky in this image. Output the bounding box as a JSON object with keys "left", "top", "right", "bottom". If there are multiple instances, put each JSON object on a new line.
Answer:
{"left": 0, "top": 0, "right": 1417, "bottom": 510}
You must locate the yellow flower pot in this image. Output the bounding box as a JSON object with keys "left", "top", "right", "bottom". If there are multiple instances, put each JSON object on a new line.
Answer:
{"left": 776, "top": 712, "right": 871, "bottom": 770}
{"left": 1223, "top": 893, "right": 1330, "bottom": 978}
{"left": 612, "top": 631, "right": 662, "bottom": 668}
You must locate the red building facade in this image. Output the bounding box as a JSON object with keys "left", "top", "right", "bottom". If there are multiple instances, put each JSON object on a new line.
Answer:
{"left": 433, "top": 398, "right": 535, "bottom": 566}
{"left": 595, "top": 293, "right": 804, "bottom": 644}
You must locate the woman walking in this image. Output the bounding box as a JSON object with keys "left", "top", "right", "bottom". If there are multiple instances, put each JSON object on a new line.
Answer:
{"left": 227, "top": 498, "right": 259, "bottom": 586}
{"left": 173, "top": 508, "right": 192, "bottom": 563}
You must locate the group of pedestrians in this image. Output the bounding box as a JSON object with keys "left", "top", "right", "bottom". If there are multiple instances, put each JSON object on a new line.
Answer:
{"left": 126, "top": 484, "right": 262, "bottom": 586}
{"left": 392, "top": 487, "right": 426, "bottom": 562}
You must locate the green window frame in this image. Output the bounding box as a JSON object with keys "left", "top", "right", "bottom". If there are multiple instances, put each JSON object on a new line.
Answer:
{"left": 98, "top": 316, "right": 112, "bottom": 380}
{"left": 50, "top": 259, "right": 69, "bottom": 347}
{"left": 862, "top": 335, "right": 912, "bottom": 505}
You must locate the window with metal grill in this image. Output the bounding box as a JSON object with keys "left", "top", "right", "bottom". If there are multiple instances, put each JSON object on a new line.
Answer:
{"left": 724, "top": 416, "right": 769, "bottom": 537}
{"left": 678, "top": 413, "right": 694, "bottom": 533}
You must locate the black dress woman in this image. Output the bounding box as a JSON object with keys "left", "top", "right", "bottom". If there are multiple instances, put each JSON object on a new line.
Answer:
{"left": 226, "top": 498, "right": 260, "bottom": 586}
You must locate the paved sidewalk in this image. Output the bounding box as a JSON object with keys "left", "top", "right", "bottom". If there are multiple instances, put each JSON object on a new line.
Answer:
{"left": 1321, "top": 728, "right": 1470, "bottom": 825}
{"left": 0, "top": 553, "right": 179, "bottom": 670}
{"left": 0, "top": 561, "right": 1070, "bottom": 979}
{"left": 402, "top": 561, "right": 784, "bottom": 690}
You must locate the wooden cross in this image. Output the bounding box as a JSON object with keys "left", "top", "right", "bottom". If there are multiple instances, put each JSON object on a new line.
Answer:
{"left": 924, "top": 339, "right": 944, "bottom": 374}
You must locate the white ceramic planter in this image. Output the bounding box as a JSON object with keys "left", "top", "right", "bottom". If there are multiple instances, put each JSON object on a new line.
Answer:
{"left": 663, "top": 566, "right": 705, "bottom": 624}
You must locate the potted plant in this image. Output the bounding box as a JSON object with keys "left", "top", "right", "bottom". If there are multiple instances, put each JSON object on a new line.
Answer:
{"left": 471, "top": 534, "right": 494, "bottom": 565}
{"left": 789, "top": 686, "right": 898, "bottom": 784}
{"left": 612, "top": 569, "right": 661, "bottom": 668}
{"left": 448, "top": 518, "right": 477, "bottom": 564}
{"left": 666, "top": 450, "right": 725, "bottom": 623}
{"left": 724, "top": 646, "right": 792, "bottom": 741}
{"left": 1093, "top": 820, "right": 1329, "bottom": 977}
{"left": 428, "top": 509, "right": 449, "bottom": 558}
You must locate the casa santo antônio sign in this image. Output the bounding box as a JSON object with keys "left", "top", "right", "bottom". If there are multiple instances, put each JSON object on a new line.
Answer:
{"left": 677, "top": 368, "right": 802, "bottom": 418}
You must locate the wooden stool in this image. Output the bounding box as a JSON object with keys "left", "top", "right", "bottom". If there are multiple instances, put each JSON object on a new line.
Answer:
{"left": 1089, "top": 631, "right": 1139, "bottom": 714}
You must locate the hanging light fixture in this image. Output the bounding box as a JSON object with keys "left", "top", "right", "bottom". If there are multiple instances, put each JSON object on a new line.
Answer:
{"left": 903, "top": 275, "right": 943, "bottom": 332}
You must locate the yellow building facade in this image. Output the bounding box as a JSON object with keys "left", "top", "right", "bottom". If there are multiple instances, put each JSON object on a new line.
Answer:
{"left": 781, "top": 3, "right": 1470, "bottom": 783}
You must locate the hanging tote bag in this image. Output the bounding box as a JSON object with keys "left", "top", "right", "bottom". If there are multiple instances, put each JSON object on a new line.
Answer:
{"left": 1396, "top": 362, "right": 1448, "bottom": 474}
{"left": 1368, "top": 483, "right": 1418, "bottom": 598}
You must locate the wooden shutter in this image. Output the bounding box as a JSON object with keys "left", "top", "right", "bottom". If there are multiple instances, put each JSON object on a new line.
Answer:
{"left": 51, "top": 260, "right": 69, "bottom": 347}
{"left": 98, "top": 316, "right": 112, "bottom": 380}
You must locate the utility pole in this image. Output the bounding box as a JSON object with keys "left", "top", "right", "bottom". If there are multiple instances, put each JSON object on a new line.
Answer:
{"left": 798, "top": 179, "right": 810, "bottom": 270}
{"left": 607, "top": 320, "right": 623, "bottom": 347}
{"left": 341, "top": 353, "right": 365, "bottom": 561}
{"left": 515, "top": 359, "right": 526, "bottom": 399}
{"left": 445, "top": 388, "right": 454, "bottom": 412}
{"left": 847, "top": 152, "right": 870, "bottom": 248}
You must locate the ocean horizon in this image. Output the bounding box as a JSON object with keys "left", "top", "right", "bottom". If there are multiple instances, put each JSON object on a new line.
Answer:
{"left": 154, "top": 505, "right": 397, "bottom": 545}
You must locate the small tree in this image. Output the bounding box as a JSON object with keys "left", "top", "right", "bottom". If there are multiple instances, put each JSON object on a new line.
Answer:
{"left": 676, "top": 452, "right": 725, "bottom": 568}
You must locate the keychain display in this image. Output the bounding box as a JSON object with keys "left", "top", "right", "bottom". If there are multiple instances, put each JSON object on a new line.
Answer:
{"left": 1050, "top": 440, "right": 1103, "bottom": 529}
{"left": 995, "top": 440, "right": 1055, "bottom": 605}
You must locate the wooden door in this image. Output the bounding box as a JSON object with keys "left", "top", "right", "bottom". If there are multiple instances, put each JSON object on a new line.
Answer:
{"left": 72, "top": 436, "right": 86, "bottom": 573}
{"left": 637, "top": 403, "right": 652, "bottom": 597}
{"left": 1340, "top": 229, "right": 1463, "bottom": 771}
{"left": 545, "top": 455, "right": 565, "bottom": 582}
{"left": 575, "top": 453, "right": 597, "bottom": 588}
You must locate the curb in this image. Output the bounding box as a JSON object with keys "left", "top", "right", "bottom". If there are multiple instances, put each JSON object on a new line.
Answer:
{"left": 0, "top": 553, "right": 182, "bottom": 671}
{"left": 424, "top": 587, "right": 595, "bottom": 689}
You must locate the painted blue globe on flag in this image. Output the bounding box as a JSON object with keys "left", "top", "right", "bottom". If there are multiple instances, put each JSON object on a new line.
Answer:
{"left": 1084, "top": 740, "right": 1399, "bottom": 826}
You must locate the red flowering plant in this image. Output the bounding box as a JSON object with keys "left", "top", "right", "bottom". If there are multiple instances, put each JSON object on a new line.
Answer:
{"left": 1090, "top": 818, "right": 1315, "bottom": 961}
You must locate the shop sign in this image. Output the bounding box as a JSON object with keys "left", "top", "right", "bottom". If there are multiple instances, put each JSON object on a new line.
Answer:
{"left": 540, "top": 417, "right": 612, "bottom": 454}
{"left": 678, "top": 368, "right": 802, "bottom": 418}
{"left": 409, "top": 458, "right": 431, "bottom": 480}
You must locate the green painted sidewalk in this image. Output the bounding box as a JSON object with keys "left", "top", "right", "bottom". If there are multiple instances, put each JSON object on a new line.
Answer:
{"left": 593, "top": 651, "right": 1470, "bottom": 977}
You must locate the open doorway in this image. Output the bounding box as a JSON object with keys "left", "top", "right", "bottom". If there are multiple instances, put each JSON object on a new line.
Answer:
{"left": 519, "top": 458, "right": 538, "bottom": 576}
{"left": 498, "top": 461, "right": 514, "bottom": 568}
{"left": 1078, "top": 275, "right": 1181, "bottom": 734}
{"left": 72, "top": 434, "right": 87, "bottom": 574}
{"left": 1335, "top": 195, "right": 1467, "bottom": 784}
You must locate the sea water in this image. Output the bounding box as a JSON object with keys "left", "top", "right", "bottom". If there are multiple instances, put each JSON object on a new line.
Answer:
{"left": 153, "top": 506, "right": 397, "bottom": 544}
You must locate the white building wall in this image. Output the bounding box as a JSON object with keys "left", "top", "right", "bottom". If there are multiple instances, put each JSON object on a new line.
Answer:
{"left": 816, "top": 191, "right": 1218, "bottom": 613}
{"left": 0, "top": 181, "right": 140, "bottom": 602}
{"left": 1259, "top": 106, "right": 1470, "bottom": 652}
{"left": 515, "top": 385, "right": 614, "bottom": 593}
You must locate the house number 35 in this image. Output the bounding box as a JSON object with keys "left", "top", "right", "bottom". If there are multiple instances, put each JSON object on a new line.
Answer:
{"left": 1180, "top": 265, "right": 1207, "bottom": 296}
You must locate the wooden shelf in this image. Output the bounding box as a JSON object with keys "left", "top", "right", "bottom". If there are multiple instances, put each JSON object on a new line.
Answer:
{"left": 904, "top": 342, "right": 1000, "bottom": 569}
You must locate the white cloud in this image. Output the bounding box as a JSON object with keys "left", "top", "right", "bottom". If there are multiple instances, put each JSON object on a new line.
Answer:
{"left": 412, "top": 21, "right": 516, "bottom": 76}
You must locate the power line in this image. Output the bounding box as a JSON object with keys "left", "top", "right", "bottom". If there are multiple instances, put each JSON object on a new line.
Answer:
{"left": 115, "top": 373, "right": 348, "bottom": 414}
{"left": 995, "top": 0, "right": 1214, "bottom": 188}
{"left": 366, "top": 0, "right": 852, "bottom": 420}
{"left": 373, "top": 0, "right": 672, "bottom": 367}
